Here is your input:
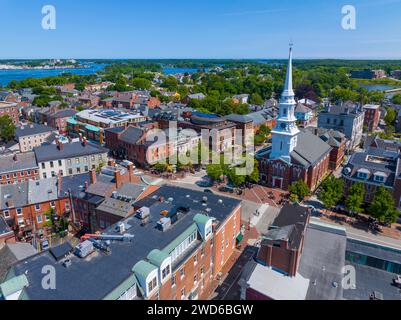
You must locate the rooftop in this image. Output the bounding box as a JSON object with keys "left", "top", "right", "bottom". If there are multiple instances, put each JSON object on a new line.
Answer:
{"left": 34, "top": 141, "right": 108, "bottom": 163}
{"left": 15, "top": 124, "right": 54, "bottom": 139}
{"left": 0, "top": 152, "right": 38, "bottom": 174}
{"left": 5, "top": 185, "right": 240, "bottom": 300}
{"left": 76, "top": 109, "right": 145, "bottom": 125}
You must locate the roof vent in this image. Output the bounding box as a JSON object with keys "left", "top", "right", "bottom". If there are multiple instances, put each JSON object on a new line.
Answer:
{"left": 218, "top": 199, "right": 223, "bottom": 204}
{"left": 202, "top": 196, "right": 208, "bottom": 203}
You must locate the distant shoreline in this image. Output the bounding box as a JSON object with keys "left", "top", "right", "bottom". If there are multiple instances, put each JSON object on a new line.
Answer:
{"left": 0, "top": 65, "right": 89, "bottom": 71}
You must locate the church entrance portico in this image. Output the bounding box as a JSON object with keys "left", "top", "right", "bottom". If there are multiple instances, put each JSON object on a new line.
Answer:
{"left": 273, "top": 177, "right": 283, "bottom": 189}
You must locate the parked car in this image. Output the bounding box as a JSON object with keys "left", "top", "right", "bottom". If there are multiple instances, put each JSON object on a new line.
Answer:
{"left": 204, "top": 189, "right": 213, "bottom": 194}
{"left": 41, "top": 240, "right": 50, "bottom": 251}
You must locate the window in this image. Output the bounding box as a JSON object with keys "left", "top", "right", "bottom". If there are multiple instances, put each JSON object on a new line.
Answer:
{"left": 374, "top": 175, "right": 385, "bottom": 183}
{"left": 3, "top": 210, "right": 10, "bottom": 218}
{"left": 16, "top": 208, "right": 23, "bottom": 216}
{"left": 181, "top": 288, "right": 185, "bottom": 299}
{"left": 68, "top": 169, "right": 73, "bottom": 175}
{"left": 35, "top": 204, "right": 41, "bottom": 211}
{"left": 43, "top": 173, "right": 47, "bottom": 179}
{"left": 85, "top": 166, "right": 89, "bottom": 172}
{"left": 68, "top": 159, "right": 72, "bottom": 165}
{"left": 180, "top": 267, "right": 185, "bottom": 278}
{"left": 194, "top": 254, "right": 198, "bottom": 265}
{"left": 171, "top": 275, "right": 176, "bottom": 287}
{"left": 37, "top": 215, "right": 42, "bottom": 223}
{"left": 200, "top": 266, "right": 204, "bottom": 275}
{"left": 194, "top": 274, "right": 198, "bottom": 285}
{"left": 58, "top": 160, "right": 62, "bottom": 166}
{"left": 75, "top": 158, "right": 80, "bottom": 164}
{"left": 201, "top": 247, "right": 205, "bottom": 257}
{"left": 18, "top": 218, "right": 24, "bottom": 226}
{"left": 327, "top": 118, "right": 330, "bottom": 124}
{"left": 76, "top": 167, "right": 81, "bottom": 174}
{"left": 50, "top": 161, "right": 54, "bottom": 168}
{"left": 118, "top": 285, "right": 137, "bottom": 300}
{"left": 162, "top": 265, "right": 170, "bottom": 279}
{"left": 84, "top": 157, "right": 88, "bottom": 163}
{"left": 147, "top": 277, "right": 157, "bottom": 293}
{"left": 41, "top": 163, "right": 45, "bottom": 169}
{"left": 357, "top": 172, "right": 368, "bottom": 180}
{"left": 51, "top": 201, "right": 56, "bottom": 208}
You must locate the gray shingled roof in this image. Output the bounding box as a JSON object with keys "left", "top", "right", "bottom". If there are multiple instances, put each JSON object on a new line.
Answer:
{"left": 7, "top": 185, "right": 241, "bottom": 300}
{"left": 15, "top": 124, "right": 54, "bottom": 139}
{"left": 0, "top": 152, "right": 38, "bottom": 174}
{"left": 34, "top": 142, "right": 108, "bottom": 163}
{"left": 291, "top": 131, "right": 332, "bottom": 167}
{"left": 119, "top": 127, "right": 144, "bottom": 145}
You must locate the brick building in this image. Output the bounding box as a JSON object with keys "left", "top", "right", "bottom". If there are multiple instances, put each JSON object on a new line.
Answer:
{"left": 0, "top": 102, "right": 19, "bottom": 125}
{"left": 362, "top": 104, "right": 381, "bottom": 132}
{"left": 0, "top": 152, "right": 39, "bottom": 185}
{"left": 0, "top": 185, "right": 242, "bottom": 300}
{"left": 0, "top": 177, "right": 71, "bottom": 240}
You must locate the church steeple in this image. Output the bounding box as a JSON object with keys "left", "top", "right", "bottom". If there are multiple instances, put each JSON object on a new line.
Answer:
{"left": 270, "top": 44, "right": 300, "bottom": 163}
{"left": 282, "top": 44, "right": 294, "bottom": 98}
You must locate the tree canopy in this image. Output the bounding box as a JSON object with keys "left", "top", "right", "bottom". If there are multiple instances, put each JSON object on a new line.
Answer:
{"left": 318, "top": 176, "right": 344, "bottom": 208}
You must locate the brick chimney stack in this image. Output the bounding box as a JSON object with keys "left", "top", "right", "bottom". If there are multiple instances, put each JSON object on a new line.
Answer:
{"left": 13, "top": 154, "right": 17, "bottom": 162}
{"left": 114, "top": 169, "right": 123, "bottom": 189}
{"left": 90, "top": 169, "right": 97, "bottom": 185}
{"left": 57, "top": 171, "right": 63, "bottom": 193}
{"left": 108, "top": 159, "right": 116, "bottom": 167}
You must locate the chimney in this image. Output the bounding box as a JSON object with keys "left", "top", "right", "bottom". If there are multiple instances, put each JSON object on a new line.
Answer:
{"left": 128, "top": 163, "right": 135, "bottom": 183}
{"left": 57, "top": 140, "right": 64, "bottom": 151}
{"left": 13, "top": 154, "right": 18, "bottom": 162}
{"left": 57, "top": 171, "right": 63, "bottom": 192}
{"left": 108, "top": 159, "right": 116, "bottom": 167}
{"left": 114, "top": 169, "right": 122, "bottom": 189}
{"left": 84, "top": 181, "right": 89, "bottom": 190}
{"left": 90, "top": 169, "right": 97, "bottom": 184}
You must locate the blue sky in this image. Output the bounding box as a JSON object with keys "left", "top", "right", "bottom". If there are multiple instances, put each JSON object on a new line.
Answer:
{"left": 0, "top": 0, "right": 400, "bottom": 59}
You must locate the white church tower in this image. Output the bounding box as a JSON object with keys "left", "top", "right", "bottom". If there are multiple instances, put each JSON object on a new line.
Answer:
{"left": 270, "top": 44, "right": 300, "bottom": 163}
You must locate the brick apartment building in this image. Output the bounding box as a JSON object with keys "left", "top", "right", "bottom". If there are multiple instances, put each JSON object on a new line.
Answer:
{"left": 0, "top": 177, "right": 71, "bottom": 240}
{"left": 305, "top": 127, "right": 347, "bottom": 170}
{"left": 0, "top": 152, "right": 39, "bottom": 185}
{"left": 0, "top": 102, "right": 19, "bottom": 125}
{"left": 362, "top": 104, "right": 381, "bottom": 132}
{"left": 0, "top": 185, "right": 242, "bottom": 300}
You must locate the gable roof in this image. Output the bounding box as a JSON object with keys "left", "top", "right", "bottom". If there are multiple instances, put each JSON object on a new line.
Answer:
{"left": 291, "top": 131, "right": 332, "bottom": 167}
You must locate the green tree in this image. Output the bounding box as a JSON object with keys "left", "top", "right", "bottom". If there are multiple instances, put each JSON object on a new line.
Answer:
{"left": 384, "top": 107, "right": 396, "bottom": 126}
{"left": 392, "top": 94, "right": 401, "bottom": 105}
{"left": 289, "top": 180, "right": 311, "bottom": 202}
{"left": 226, "top": 167, "right": 246, "bottom": 187}
{"left": 249, "top": 93, "right": 264, "bottom": 105}
{"left": 318, "top": 176, "right": 344, "bottom": 209}
{"left": 0, "top": 115, "right": 16, "bottom": 142}
{"left": 345, "top": 182, "right": 365, "bottom": 214}
{"left": 206, "top": 164, "right": 223, "bottom": 181}
{"left": 132, "top": 77, "right": 152, "bottom": 90}
{"left": 368, "top": 186, "right": 398, "bottom": 224}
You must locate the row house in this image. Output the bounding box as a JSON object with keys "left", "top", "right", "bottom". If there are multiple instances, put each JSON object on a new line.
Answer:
{"left": 0, "top": 177, "right": 71, "bottom": 240}
{"left": 14, "top": 123, "right": 56, "bottom": 152}
{"left": 0, "top": 152, "right": 39, "bottom": 185}
{"left": 34, "top": 139, "right": 109, "bottom": 179}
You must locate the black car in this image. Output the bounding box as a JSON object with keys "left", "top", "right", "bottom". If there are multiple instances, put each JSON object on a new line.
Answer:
{"left": 204, "top": 189, "right": 214, "bottom": 194}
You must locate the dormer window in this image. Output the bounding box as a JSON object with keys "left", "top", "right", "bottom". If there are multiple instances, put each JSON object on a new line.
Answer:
{"left": 357, "top": 172, "right": 368, "bottom": 180}
{"left": 373, "top": 172, "right": 387, "bottom": 183}
{"left": 357, "top": 169, "right": 369, "bottom": 180}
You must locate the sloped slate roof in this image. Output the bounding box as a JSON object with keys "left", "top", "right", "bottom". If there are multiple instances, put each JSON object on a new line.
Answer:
{"left": 291, "top": 131, "right": 332, "bottom": 167}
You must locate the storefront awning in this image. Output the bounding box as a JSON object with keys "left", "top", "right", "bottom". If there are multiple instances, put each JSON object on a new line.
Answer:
{"left": 236, "top": 233, "right": 243, "bottom": 243}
